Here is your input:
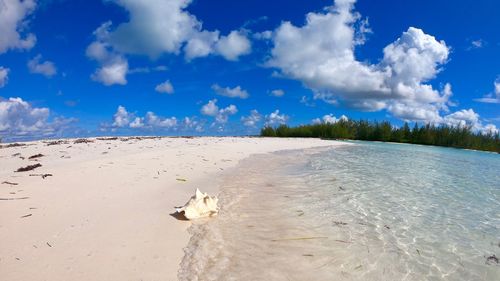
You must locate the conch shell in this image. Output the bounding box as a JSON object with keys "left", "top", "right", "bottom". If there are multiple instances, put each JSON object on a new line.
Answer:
{"left": 175, "top": 189, "right": 219, "bottom": 220}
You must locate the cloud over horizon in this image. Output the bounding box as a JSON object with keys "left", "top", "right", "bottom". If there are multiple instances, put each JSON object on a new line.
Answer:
{"left": 0, "top": 97, "right": 75, "bottom": 141}
{"left": 267, "top": 0, "right": 454, "bottom": 124}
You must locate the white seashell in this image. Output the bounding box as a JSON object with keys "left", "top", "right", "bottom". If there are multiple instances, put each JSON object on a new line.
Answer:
{"left": 175, "top": 188, "right": 219, "bottom": 220}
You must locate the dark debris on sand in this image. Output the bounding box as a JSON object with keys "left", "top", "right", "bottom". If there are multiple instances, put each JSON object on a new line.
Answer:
{"left": 486, "top": 255, "right": 499, "bottom": 265}
{"left": 45, "top": 140, "right": 68, "bottom": 146}
{"left": 2, "top": 181, "right": 19, "bottom": 186}
{"left": 29, "top": 174, "right": 53, "bottom": 179}
{"left": 28, "top": 153, "right": 44, "bottom": 160}
{"left": 74, "top": 138, "right": 94, "bottom": 144}
{"left": 15, "top": 163, "right": 42, "bottom": 172}
{"left": 0, "top": 143, "right": 27, "bottom": 149}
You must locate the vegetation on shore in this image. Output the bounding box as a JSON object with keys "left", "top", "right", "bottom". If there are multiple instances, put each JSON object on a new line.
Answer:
{"left": 260, "top": 120, "right": 500, "bottom": 153}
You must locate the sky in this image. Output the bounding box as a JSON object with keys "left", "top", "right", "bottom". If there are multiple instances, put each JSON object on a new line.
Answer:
{"left": 0, "top": 0, "right": 499, "bottom": 141}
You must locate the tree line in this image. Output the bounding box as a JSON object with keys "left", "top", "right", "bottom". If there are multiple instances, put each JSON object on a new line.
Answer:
{"left": 260, "top": 120, "right": 500, "bottom": 153}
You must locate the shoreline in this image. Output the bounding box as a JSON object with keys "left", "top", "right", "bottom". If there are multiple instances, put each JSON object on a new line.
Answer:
{"left": 178, "top": 146, "right": 335, "bottom": 280}
{"left": 0, "top": 136, "right": 346, "bottom": 280}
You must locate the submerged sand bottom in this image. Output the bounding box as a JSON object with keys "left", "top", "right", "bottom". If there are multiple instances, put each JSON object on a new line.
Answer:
{"left": 179, "top": 148, "right": 341, "bottom": 281}
{"left": 179, "top": 145, "right": 500, "bottom": 281}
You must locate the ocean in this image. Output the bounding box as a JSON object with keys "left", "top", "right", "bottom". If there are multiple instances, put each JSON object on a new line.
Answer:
{"left": 179, "top": 141, "right": 500, "bottom": 280}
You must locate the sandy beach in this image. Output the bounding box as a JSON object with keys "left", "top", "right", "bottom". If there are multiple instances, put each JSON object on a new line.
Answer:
{"left": 0, "top": 137, "right": 343, "bottom": 281}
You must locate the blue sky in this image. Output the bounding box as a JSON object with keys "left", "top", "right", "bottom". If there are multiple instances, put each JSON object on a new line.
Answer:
{"left": 0, "top": 0, "right": 499, "bottom": 141}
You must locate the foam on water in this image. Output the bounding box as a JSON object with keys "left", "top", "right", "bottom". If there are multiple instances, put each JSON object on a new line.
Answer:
{"left": 179, "top": 142, "right": 500, "bottom": 280}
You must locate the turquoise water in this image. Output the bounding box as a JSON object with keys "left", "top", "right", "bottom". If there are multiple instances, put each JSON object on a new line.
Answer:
{"left": 180, "top": 142, "right": 500, "bottom": 280}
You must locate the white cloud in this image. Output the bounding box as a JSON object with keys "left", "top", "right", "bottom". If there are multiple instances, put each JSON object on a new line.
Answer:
{"left": 475, "top": 78, "right": 500, "bottom": 104}
{"left": 155, "top": 80, "right": 174, "bottom": 94}
{"left": 241, "top": 110, "right": 262, "bottom": 127}
{"left": 442, "top": 109, "right": 498, "bottom": 135}
{"left": 200, "top": 99, "right": 219, "bottom": 116}
{"left": 270, "top": 89, "right": 285, "bottom": 97}
{"left": 128, "top": 65, "right": 167, "bottom": 74}
{"left": 200, "top": 99, "right": 238, "bottom": 124}
{"left": 144, "top": 112, "right": 177, "bottom": 128}
{"left": 0, "top": 0, "right": 36, "bottom": 54}
{"left": 215, "top": 104, "right": 237, "bottom": 124}
{"left": 184, "top": 30, "right": 220, "bottom": 60}
{"left": 87, "top": 22, "right": 129, "bottom": 86}
{"left": 27, "top": 55, "right": 57, "bottom": 77}
{"left": 267, "top": 0, "right": 453, "bottom": 123}
{"left": 91, "top": 57, "right": 128, "bottom": 86}
{"left": 0, "top": 67, "right": 9, "bottom": 88}
{"left": 214, "top": 30, "right": 251, "bottom": 61}
{"left": 265, "top": 110, "right": 288, "bottom": 126}
{"left": 112, "top": 105, "right": 132, "bottom": 127}
{"left": 312, "top": 114, "right": 348, "bottom": 124}
{"left": 253, "top": 30, "right": 272, "bottom": 40}
{"left": 212, "top": 84, "right": 249, "bottom": 99}
{"left": 300, "top": 95, "right": 315, "bottom": 107}
{"left": 0, "top": 97, "right": 75, "bottom": 140}
{"left": 88, "top": 0, "right": 251, "bottom": 68}
{"left": 183, "top": 116, "right": 204, "bottom": 132}
{"left": 110, "top": 106, "right": 178, "bottom": 130}
{"left": 129, "top": 117, "right": 144, "bottom": 128}
{"left": 468, "top": 39, "right": 485, "bottom": 50}
{"left": 481, "top": 124, "right": 499, "bottom": 135}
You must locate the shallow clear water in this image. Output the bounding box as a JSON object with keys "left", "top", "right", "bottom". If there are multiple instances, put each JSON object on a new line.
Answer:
{"left": 179, "top": 142, "right": 500, "bottom": 280}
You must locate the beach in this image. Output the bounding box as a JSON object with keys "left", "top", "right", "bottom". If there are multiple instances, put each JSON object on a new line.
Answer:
{"left": 0, "top": 137, "right": 342, "bottom": 281}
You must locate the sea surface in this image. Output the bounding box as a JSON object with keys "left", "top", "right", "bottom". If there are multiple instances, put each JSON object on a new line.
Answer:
{"left": 179, "top": 141, "right": 500, "bottom": 280}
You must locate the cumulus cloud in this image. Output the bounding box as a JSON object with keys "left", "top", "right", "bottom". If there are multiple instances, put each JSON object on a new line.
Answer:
{"left": 183, "top": 116, "right": 204, "bottom": 132}
{"left": 91, "top": 58, "right": 128, "bottom": 86}
{"left": 27, "top": 55, "right": 57, "bottom": 77}
{"left": 214, "top": 30, "right": 251, "bottom": 61}
{"left": 241, "top": 110, "right": 262, "bottom": 127}
{"left": 312, "top": 114, "right": 348, "bottom": 124}
{"left": 200, "top": 99, "right": 238, "bottom": 124}
{"left": 212, "top": 84, "right": 249, "bottom": 99}
{"left": 110, "top": 105, "right": 178, "bottom": 130}
{"left": 474, "top": 78, "right": 500, "bottom": 104}
{"left": 0, "top": 0, "right": 37, "bottom": 54}
{"left": 265, "top": 110, "right": 288, "bottom": 126}
{"left": 112, "top": 105, "right": 131, "bottom": 127}
{"left": 144, "top": 112, "right": 177, "bottom": 128}
{"left": 86, "top": 22, "right": 129, "bottom": 86}
{"left": 87, "top": 0, "right": 251, "bottom": 82}
{"left": 0, "top": 97, "right": 75, "bottom": 140}
{"left": 442, "top": 109, "right": 498, "bottom": 135}
{"left": 267, "top": 0, "right": 453, "bottom": 123}
{"left": 270, "top": 89, "right": 285, "bottom": 97}
{"left": 155, "top": 80, "right": 174, "bottom": 94}
{"left": 0, "top": 67, "right": 9, "bottom": 88}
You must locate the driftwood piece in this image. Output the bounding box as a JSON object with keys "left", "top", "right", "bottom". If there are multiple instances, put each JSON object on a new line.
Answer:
{"left": 21, "top": 214, "right": 32, "bottom": 218}
{"left": 15, "top": 163, "right": 42, "bottom": 172}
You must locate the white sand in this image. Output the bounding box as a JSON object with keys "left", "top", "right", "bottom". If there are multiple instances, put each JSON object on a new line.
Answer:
{"left": 0, "top": 137, "right": 345, "bottom": 281}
